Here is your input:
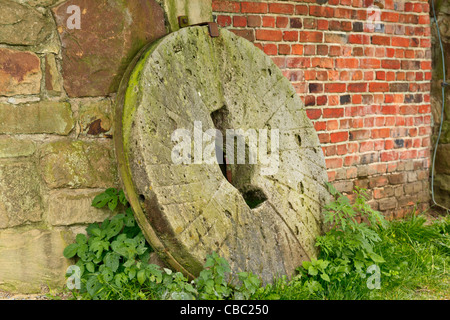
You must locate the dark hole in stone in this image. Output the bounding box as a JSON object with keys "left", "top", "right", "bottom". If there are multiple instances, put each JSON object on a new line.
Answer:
{"left": 296, "top": 134, "right": 302, "bottom": 147}
{"left": 241, "top": 187, "right": 268, "bottom": 209}
{"left": 139, "top": 194, "right": 146, "bottom": 202}
{"left": 210, "top": 106, "right": 268, "bottom": 209}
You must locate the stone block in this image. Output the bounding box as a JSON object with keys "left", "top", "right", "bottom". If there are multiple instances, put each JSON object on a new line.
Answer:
{"left": 0, "top": 101, "right": 74, "bottom": 135}
{"left": 0, "top": 48, "right": 41, "bottom": 96}
{"left": 0, "top": 228, "right": 71, "bottom": 293}
{"left": 0, "top": 160, "right": 43, "bottom": 229}
{"left": 0, "top": 137, "right": 36, "bottom": 158}
{"left": 0, "top": 0, "right": 57, "bottom": 47}
{"left": 78, "top": 99, "right": 113, "bottom": 136}
{"left": 47, "top": 189, "right": 113, "bottom": 226}
{"left": 40, "top": 139, "right": 117, "bottom": 189}
{"left": 52, "top": 0, "right": 167, "bottom": 97}
{"left": 45, "top": 54, "right": 63, "bottom": 95}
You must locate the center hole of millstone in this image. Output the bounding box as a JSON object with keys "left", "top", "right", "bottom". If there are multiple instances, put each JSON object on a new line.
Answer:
{"left": 211, "top": 106, "right": 267, "bottom": 209}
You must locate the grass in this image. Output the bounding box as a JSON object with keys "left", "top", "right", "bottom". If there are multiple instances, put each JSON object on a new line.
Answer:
{"left": 252, "top": 211, "right": 450, "bottom": 300}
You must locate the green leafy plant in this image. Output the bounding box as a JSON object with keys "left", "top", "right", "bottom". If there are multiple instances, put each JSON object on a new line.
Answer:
{"left": 316, "top": 184, "right": 387, "bottom": 275}
{"left": 62, "top": 187, "right": 449, "bottom": 300}
{"left": 63, "top": 188, "right": 263, "bottom": 300}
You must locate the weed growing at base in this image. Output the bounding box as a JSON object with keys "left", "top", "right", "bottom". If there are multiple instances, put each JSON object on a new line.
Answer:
{"left": 62, "top": 186, "right": 450, "bottom": 300}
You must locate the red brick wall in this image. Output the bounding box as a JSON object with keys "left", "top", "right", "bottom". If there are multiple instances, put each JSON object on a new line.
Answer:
{"left": 212, "top": 0, "right": 433, "bottom": 219}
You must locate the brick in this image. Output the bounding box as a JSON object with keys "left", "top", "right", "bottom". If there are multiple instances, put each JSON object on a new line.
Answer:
{"left": 381, "top": 59, "right": 401, "bottom": 69}
{"left": 255, "top": 29, "right": 282, "bottom": 41}
{"left": 278, "top": 44, "right": 290, "bottom": 55}
{"left": 311, "top": 57, "right": 333, "bottom": 69}
{"left": 306, "top": 109, "right": 322, "bottom": 120}
{"left": 295, "top": 4, "right": 309, "bottom": 15}
{"left": 348, "top": 83, "right": 367, "bottom": 92}
{"left": 309, "top": 5, "right": 334, "bottom": 18}
{"left": 300, "top": 31, "right": 323, "bottom": 43}
{"left": 330, "top": 131, "right": 349, "bottom": 143}
{"left": 212, "top": 1, "right": 240, "bottom": 13}
{"left": 336, "top": 58, "right": 359, "bottom": 69}
{"left": 283, "top": 31, "right": 299, "bottom": 42}
{"left": 241, "top": 2, "right": 267, "bottom": 13}
{"left": 263, "top": 43, "right": 277, "bottom": 56}
{"left": 290, "top": 17, "right": 302, "bottom": 29}
{"left": 326, "top": 157, "right": 344, "bottom": 169}
{"left": 247, "top": 15, "right": 261, "bottom": 27}
{"left": 217, "top": 15, "right": 232, "bottom": 27}
{"left": 344, "top": 155, "right": 359, "bottom": 166}
{"left": 262, "top": 16, "right": 275, "bottom": 28}
{"left": 380, "top": 151, "right": 399, "bottom": 162}
{"left": 269, "top": 3, "right": 294, "bottom": 14}
{"left": 230, "top": 29, "right": 255, "bottom": 42}
{"left": 349, "top": 129, "right": 370, "bottom": 141}
{"left": 360, "top": 58, "right": 381, "bottom": 69}
{"left": 323, "top": 107, "right": 345, "bottom": 118}
{"left": 276, "top": 16, "right": 289, "bottom": 28}
{"left": 233, "top": 16, "right": 247, "bottom": 27}
{"left": 392, "top": 36, "right": 410, "bottom": 47}
{"left": 324, "top": 33, "right": 348, "bottom": 44}
{"left": 388, "top": 172, "right": 407, "bottom": 185}
{"left": 325, "top": 83, "right": 346, "bottom": 93}
{"left": 286, "top": 57, "right": 311, "bottom": 68}
{"left": 379, "top": 197, "right": 397, "bottom": 210}
{"left": 369, "top": 82, "right": 389, "bottom": 92}
{"left": 371, "top": 128, "right": 390, "bottom": 139}
{"left": 369, "top": 176, "right": 389, "bottom": 188}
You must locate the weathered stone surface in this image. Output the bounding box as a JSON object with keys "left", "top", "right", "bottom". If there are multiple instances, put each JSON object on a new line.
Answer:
{"left": 78, "top": 99, "right": 113, "bottom": 136}
{"left": 0, "top": 137, "right": 36, "bottom": 158}
{"left": 0, "top": 228, "right": 71, "bottom": 293}
{"left": 161, "top": 0, "right": 212, "bottom": 32}
{"left": 40, "top": 139, "right": 117, "bottom": 188}
{"left": 0, "top": 0, "right": 57, "bottom": 48}
{"left": 0, "top": 160, "right": 42, "bottom": 229}
{"left": 116, "top": 27, "right": 330, "bottom": 283}
{"left": 0, "top": 48, "right": 41, "bottom": 96}
{"left": 14, "top": 0, "right": 60, "bottom": 7}
{"left": 45, "top": 54, "right": 63, "bottom": 95}
{"left": 435, "top": 144, "right": 450, "bottom": 174}
{"left": 0, "top": 101, "right": 74, "bottom": 134}
{"left": 52, "top": 0, "right": 166, "bottom": 97}
{"left": 47, "top": 189, "right": 113, "bottom": 226}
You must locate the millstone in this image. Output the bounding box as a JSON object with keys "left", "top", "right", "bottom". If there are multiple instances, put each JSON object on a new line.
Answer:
{"left": 115, "top": 26, "right": 330, "bottom": 283}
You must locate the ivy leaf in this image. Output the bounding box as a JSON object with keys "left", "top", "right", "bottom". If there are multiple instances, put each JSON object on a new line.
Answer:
{"left": 63, "top": 243, "right": 79, "bottom": 259}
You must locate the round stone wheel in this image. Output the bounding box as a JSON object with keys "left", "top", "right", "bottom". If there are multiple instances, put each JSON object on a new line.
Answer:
{"left": 115, "top": 26, "right": 330, "bottom": 283}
